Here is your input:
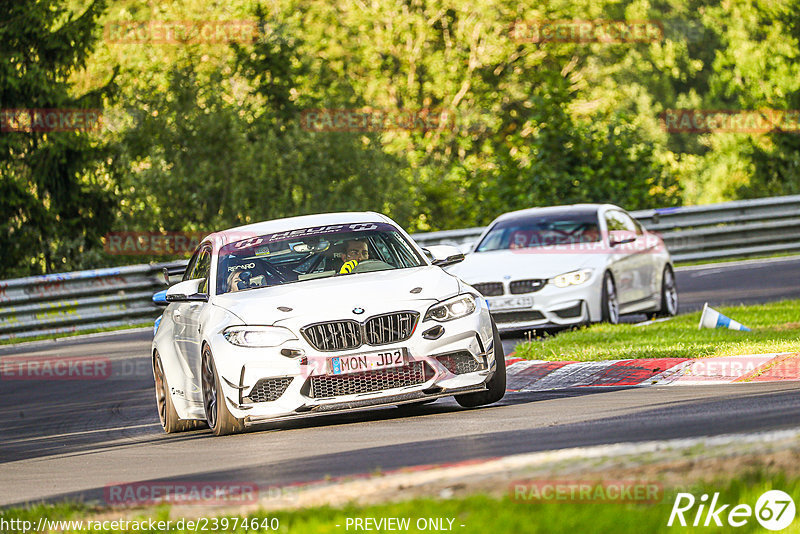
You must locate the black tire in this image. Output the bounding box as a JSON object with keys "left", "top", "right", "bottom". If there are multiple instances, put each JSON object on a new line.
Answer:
{"left": 455, "top": 321, "right": 506, "bottom": 408}
{"left": 201, "top": 346, "right": 244, "bottom": 436}
{"left": 656, "top": 265, "right": 678, "bottom": 317}
{"left": 600, "top": 272, "right": 620, "bottom": 324}
{"left": 153, "top": 353, "right": 205, "bottom": 433}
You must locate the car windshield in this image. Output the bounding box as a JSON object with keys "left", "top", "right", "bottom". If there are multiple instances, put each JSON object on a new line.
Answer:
{"left": 475, "top": 213, "right": 601, "bottom": 252}
{"left": 216, "top": 222, "right": 425, "bottom": 294}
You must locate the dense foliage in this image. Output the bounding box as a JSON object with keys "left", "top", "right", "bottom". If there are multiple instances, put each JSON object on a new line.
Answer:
{"left": 2, "top": 0, "right": 798, "bottom": 276}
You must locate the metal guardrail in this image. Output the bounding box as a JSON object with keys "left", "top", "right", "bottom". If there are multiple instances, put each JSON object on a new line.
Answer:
{"left": 1, "top": 195, "right": 798, "bottom": 341}
{"left": 0, "top": 262, "right": 187, "bottom": 342}
{"left": 412, "top": 195, "right": 800, "bottom": 263}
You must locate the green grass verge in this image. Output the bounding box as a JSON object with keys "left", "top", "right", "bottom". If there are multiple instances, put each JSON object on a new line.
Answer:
{"left": 513, "top": 300, "right": 800, "bottom": 361}
{"left": 0, "top": 321, "right": 153, "bottom": 346}
{"left": 1, "top": 473, "right": 798, "bottom": 533}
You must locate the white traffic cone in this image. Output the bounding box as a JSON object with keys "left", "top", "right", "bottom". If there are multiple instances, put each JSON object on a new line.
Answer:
{"left": 698, "top": 302, "right": 751, "bottom": 331}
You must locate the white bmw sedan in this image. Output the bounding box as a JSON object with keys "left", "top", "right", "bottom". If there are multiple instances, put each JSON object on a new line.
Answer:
{"left": 446, "top": 204, "right": 678, "bottom": 332}
{"left": 152, "top": 212, "right": 505, "bottom": 435}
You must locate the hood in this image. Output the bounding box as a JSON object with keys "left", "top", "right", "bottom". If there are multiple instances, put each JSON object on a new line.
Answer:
{"left": 446, "top": 248, "right": 603, "bottom": 283}
{"left": 212, "top": 266, "right": 460, "bottom": 326}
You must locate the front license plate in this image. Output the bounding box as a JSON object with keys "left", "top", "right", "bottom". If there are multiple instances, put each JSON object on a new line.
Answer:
{"left": 487, "top": 296, "right": 533, "bottom": 311}
{"left": 329, "top": 348, "right": 407, "bottom": 375}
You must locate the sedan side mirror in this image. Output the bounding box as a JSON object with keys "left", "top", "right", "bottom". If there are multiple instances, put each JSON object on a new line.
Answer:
{"left": 165, "top": 278, "right": 209, "bottom": 302}
{"left": 608, "top": 230, "right": 637, "bottom": 247}
{"left": 424, "top": 245, "right": 465, "bottom": 267}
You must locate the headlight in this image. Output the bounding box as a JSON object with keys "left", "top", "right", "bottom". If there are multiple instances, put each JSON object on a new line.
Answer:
{"left": 424, "top": 294, "right": 477, "bottom": 322}
{"left": 552, "top": 269, "right": 593, "bottom": 288}
{"left": 223, "top": 326, "right": 297, "bottom": 347}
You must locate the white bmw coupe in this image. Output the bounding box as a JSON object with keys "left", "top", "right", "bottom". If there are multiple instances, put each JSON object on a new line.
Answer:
{"left": 446, "top": 204, "right": 678, "bottom": 332}
{"left": 152, "top": 212, "right": 505, "bottom": 435}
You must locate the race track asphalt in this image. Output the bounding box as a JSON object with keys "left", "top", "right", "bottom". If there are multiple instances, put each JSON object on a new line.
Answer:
{"left": 1, "top": 257, "right": 798, "bottom": 507}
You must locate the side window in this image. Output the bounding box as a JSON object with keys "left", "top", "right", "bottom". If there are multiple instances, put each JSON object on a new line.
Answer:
{"left": 605, "top": 211, "right": 637, "bottom": 233}
{"left": 616, "top": 212, "right": 639, "bottom": 234}
{"left": 182, "top": 248, "right": 201, "bottom": 281}
{"left": 604, "top": 211, "right": 626, "bottom": 231}
{"left": 194, "top": 246, "right": 212, "bottom": 294}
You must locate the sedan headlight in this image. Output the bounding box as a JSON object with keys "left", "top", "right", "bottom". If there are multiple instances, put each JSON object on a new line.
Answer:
{"left": 223, "top": 326, "right": 297, "bottom": 347}
{"left": 552, "top": 269, "right": 593, "bottom": 288}
{"left": 424, "top": 294, "right": 477, "bottom": 322}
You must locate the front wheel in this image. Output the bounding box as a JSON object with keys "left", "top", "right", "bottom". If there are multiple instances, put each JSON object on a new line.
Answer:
{"left": 455, "top": 321, "right": 506, "bottom": 408}
{"left": 153, "top": 353, "right": 205, "bottom": 433}
{"left": 201, "top": 346, "right": 244, "bottom": 436}
{"left": 656, "top": 265, "right": 678, "bottom": 317}
{"left": 600, "top": 272, "right": 620, "bottom": 324}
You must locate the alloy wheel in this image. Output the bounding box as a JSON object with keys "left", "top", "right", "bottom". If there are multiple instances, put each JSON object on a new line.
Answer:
{"left": 664, "top": 268, "right": 678, "bottom": 315}
{"left": 606, "top": 276, "right": 619, "bottom": 324}
{"left": 201, "top": 351, "right": 218, "bottom": 430}
{"left": 154, "top": 356, "right": 167, "bottom": 428}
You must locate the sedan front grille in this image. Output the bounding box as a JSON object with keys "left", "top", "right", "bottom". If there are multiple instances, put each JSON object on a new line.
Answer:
{"left": 435, "top": 351, "right": 485, "bottom": 375}
{"left": 247, "top": 377, "right": 293, "bottom": 403}
{"left": 509, "top": 279, "right": 546, "bottom": 294}
{"left": 307, "top": 361, "right": 432, "bottom": 398}
{"left": 472, "top": 282, "right": 504, "bottom": 296}
{"left": 301, "top": 312, "right": 419, "bottom": 351}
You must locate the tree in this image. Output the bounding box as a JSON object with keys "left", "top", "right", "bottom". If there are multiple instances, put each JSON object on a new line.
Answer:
{"left": 0, "top": 0, "right": 116, "bottom": 277}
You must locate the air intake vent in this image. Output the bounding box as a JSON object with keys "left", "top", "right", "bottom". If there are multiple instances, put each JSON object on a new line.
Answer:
{"left": 435, "top": 351, "right": 485, "bottom": 375}
{"left": 493, "top": 311, "right": 545, "bottom": 323}
{"left": 247, "top": 377, "right": 293, "bottom": 402}
{"left": 308, "top": 361, "right": 432, "bottom": 398}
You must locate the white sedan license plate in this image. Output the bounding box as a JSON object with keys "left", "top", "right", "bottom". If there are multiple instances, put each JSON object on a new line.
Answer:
{"left": 329, "top": 348, "right": 406, "bottom": 375}
{"left": 487, "top": 296, "right": 533, "bottom": 311}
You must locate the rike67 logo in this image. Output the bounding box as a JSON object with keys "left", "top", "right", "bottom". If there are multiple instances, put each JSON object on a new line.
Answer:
{"left": 668, "top": 490, "right": 796, "bottom": 530}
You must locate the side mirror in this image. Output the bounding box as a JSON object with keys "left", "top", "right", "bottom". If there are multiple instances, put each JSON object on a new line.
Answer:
{"left": 165, "top": 278, "right": 208, "bottom": 302}
{"left": 424, "top": 245, "right": 465, "bottom": 267}
{"left": 152, "top": 289, "right": 168, "bottom": 307}
{"left": 608, "top": 230, "right": 637, "bottom": 247}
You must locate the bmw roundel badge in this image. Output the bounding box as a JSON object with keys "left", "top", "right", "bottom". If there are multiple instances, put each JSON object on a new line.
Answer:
{"left": 353, "top": 307, "right": 365, "bottom": 315}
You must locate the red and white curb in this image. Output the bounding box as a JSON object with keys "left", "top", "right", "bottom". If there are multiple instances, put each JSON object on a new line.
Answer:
{"left": 504, "top": 353, "right": 800, "bottom": 392}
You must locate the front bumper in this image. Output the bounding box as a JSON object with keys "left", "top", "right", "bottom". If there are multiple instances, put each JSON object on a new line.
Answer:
{"left": 207, "top": 305, "right": 496, "bottom": 423}
{"left": 482, "top": 277, "right": 602, "bottom": 332}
